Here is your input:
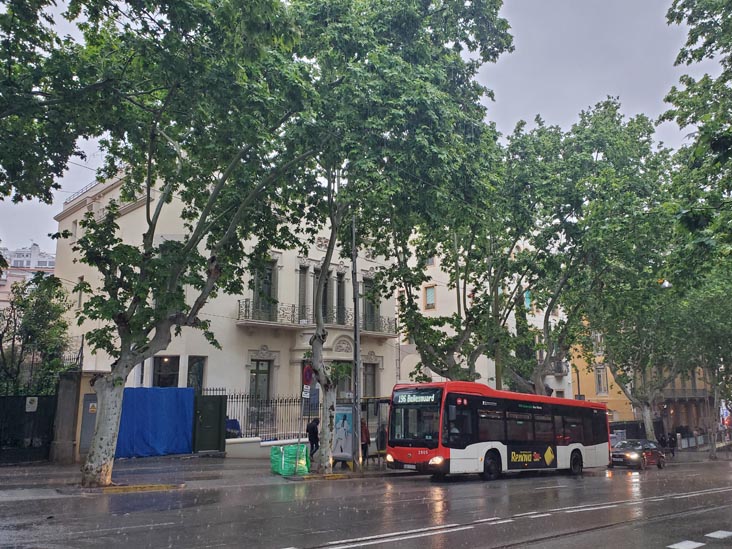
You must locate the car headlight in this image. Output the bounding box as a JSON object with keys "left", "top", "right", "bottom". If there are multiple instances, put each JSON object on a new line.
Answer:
{"left": 428, "top": 456, "right": 445, "bottom": 466}
{"left": 385, "top": 453, "right": 394, "bottom": 463}
{"left": 626, "top": 452, "right": 639, "bottom": 460}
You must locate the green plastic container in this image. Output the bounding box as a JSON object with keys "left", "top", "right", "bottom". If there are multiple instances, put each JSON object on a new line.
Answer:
{"left": 270, "top": 444, "right": 310, "bottom": 475}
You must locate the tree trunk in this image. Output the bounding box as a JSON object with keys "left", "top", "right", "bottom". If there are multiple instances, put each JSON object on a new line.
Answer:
{"left": 532, "top": 368, "right": 546, "bottom": 396}
{"left": 311, "top": 331, "right": 334, "bottom": 474}
{"left": 640, "top": 402, "right": 657, "bottom": 442}
{"left": 80, "top": 375, "right": 125, "bottom": 487}
{"left": 708, "top": 384, "right": 720, "bottom": 460}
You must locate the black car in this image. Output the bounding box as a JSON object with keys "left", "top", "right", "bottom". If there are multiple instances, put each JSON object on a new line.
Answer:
{"left": 609, "top": 439, "right": 666, "bottom": 470}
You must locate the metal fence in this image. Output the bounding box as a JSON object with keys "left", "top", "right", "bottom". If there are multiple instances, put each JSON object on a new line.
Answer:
{"left": 204, "top": 389, "right": 390, "bottom": 444}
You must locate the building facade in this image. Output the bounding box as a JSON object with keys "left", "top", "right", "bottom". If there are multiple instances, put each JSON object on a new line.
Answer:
{"left": 54, "top": 178, "right": 400, "bottom": 400}
{"left": 0, "top": 243, "right": 55, "bottom": 308}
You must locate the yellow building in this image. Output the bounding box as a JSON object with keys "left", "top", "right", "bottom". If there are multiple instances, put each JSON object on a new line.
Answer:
{"left": 572, "top": 353, "right": 635, "bottom": 422}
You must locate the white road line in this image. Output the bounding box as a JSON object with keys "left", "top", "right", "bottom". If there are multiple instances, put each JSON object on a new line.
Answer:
{"left": 667, "top": 542, "right": 706, "bottom": 549}
{"left": 534, "top": 485, "right": 567, "bottom": 490}
{"left": 325, "top": 524, "right": 461, "bottom": 546}
{"left": 529, "top": 514, "right": 552, "bottom": 518}
{"left": 565, "top": 504, "right": 618, "bottom": 513}
{"left": 490, "top": 520, "right": 515, "bottom": 525}
{"left": 326, "top": 526, "right": 474, "bottom": 549}
{"left": 67, "top": 522, "right": 178, "bottom": 535}
{"left": 513, "top": 511, "right": 538, "bottom": 517}
{"left": 706, "top": 531, "right": 732, "bottom": 540}
{"left": 474, "top": 517, "right": 503, "bottom": 523}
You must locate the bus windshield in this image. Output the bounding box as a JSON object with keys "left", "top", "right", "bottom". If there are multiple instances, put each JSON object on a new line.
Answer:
{"left": 389, "top": 388, "right": 442, "bottom": 448}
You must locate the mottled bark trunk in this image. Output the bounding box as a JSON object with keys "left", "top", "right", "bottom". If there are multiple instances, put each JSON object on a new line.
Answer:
{"left": 641, "top": 402, "right": 657, "bottom": 442}
{"left": 708, "top": 384, "right": 720, "bottom": 460}
{"left": 532, "top": 368, "right": 546, "bottom": 396}
{"left": 312, "top": 332, "right": 335, "bottom": 474}
{"left": 80, "top": 375, "right": 125, "bottom": 487}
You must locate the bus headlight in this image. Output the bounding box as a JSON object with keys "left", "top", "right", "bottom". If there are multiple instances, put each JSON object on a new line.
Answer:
{"left": 626, "top": 452, "right": 639, "bottom": 460}
{"left": 428, "top": 456, "right": 444, "bottom": 466}
{"left": 385, "top": 453, "right": 394, "bottom": 463}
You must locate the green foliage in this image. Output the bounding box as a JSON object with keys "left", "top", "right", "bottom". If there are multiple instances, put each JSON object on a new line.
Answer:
{"left": 0, "top": 274, "right": 71, "bottom": 395}
{"left": 664, "top": 0, "right": 732, "bottom": 249}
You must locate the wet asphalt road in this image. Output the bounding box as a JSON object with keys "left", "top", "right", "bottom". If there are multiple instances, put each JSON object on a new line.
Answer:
{"left": 1, "top": 460, "right": 732, "bottom": 549}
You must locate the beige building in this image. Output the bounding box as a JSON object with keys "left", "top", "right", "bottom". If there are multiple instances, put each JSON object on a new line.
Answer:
{"left": 399, "top": 255, "right": 574, "bottom": 397}
{"left": 54, "top": 177, "right": 399, "bottom": 399}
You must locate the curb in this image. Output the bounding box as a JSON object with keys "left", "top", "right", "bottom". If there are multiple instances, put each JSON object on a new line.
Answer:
{"left": 57, "top": 483, "right": 186, "bottom": 495}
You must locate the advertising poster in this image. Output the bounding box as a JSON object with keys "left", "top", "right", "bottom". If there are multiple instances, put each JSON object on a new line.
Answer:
{"left": 332, "top": 405, "right": 353, "bottom": 460}
{"left": 507, "top": 444, "right": 557, "bottom": 470}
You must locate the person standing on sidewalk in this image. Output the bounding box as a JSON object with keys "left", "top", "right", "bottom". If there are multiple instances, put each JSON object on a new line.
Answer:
{"left": 360, "top": 418, "right": 371, "bottom": 464}
{"left": 307, "top": 418, "right": 320, "bottom": 458}
{"left": 668, "top": 432, "right": 676, "bottom": 458}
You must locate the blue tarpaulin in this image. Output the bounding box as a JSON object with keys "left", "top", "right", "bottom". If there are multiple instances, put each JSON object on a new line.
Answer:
{"left": 115, "top": 387, "right": 194, "bottom": 458}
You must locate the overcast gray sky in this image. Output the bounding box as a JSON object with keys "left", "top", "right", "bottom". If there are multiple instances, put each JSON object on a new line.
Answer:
{"left": 0, "top": 0, "right": 716, "bottom": 252}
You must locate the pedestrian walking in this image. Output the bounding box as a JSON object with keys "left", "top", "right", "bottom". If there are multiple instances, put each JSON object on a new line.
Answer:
{"left": 667, "top": 432, "right": 676, "bottom": 458}
{"left": 307, "top": 418, "right": 320, "bottom": 459}
{"left": 659, "top": 433, "right": 667, "bottom": 449}
{"left": 360, "top": 418, "right": 371, "bottom": 464}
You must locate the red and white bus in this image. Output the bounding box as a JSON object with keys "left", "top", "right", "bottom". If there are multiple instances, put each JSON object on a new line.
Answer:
{"left": 385, "top": 381, "right": 609, "bottom": 479}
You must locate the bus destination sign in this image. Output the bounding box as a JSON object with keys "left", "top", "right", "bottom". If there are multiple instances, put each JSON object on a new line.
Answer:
{"left": 394, "top": 389, "right": 441, "bottom": 405}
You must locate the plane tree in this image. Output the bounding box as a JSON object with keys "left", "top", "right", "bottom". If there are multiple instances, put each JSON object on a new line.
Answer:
{"left": 69, "top": 0, "right": 319, "bottom": 487}
{"left": 291, "top": 0, "right": 513, "bottom": 472}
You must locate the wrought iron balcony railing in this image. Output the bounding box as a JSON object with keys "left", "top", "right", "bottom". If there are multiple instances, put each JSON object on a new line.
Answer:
{"left": 237, "top": 298, "right": 397, "bottom": 334}
{"left": 661, "top": 388, "right": 710, "bottom": 400}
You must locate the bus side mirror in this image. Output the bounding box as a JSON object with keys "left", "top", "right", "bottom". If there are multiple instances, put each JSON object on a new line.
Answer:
{"left": 448, "top": 405, "right": 456, "bottom": 422}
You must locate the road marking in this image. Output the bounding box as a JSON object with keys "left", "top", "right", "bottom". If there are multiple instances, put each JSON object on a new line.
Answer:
{"left": 490, "top": 519, "right": 514, "bottom": 525}
{"left": 706, "top": 531, "right": 732, "bottom": 539}
{"left": 67, "top": 522, "right": 178, "bottom": 536}
{"left": 513, "top": 511, "right": 538, "bottom": 517}
{"left": 325, "top": 524, "right": 461, "bottom": 545}
{"left": 667, "top": 542, "right": 705, "bottom": 549}
{"left": 534, "top": 485, "right": 567, "bottom": 490}
{"left": 326, "top": 526, "right": 474, "bottom": 548}
{"left": 565, "top": 504, "right": 618, "bottom": 513}
{"left": 529, "top": 513, "right": 552, "bottom": 518}
{"left": 474, "top": 517, "right": 503, "bottom": 523}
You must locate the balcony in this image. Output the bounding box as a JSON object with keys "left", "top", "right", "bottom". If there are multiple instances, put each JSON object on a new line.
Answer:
{"left": 542, "top": 360, "right": 569, "bottom": 377}
{"left": 661, "top": 388, "right": 710, "bottom": 400}
{"left": 236, "top": 299, "right": 397, "bottom": 335}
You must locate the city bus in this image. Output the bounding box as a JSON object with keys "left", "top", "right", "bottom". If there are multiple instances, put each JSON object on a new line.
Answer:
{"left": 385, "top": 381, "right": 609, "bottom": 479}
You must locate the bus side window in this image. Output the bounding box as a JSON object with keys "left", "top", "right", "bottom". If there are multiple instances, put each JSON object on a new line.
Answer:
{"left": 478, "top": 409, "right": 505, "bottom": 442}
{"left": 592, "top": 411, "right": 609, "bottom": 443}
{"left": 534, "top": 414, "right": 554, "bottom": 443}
{"left": 554, "top": 415, "right": 565, "bottom": 445}
{"left": 583, "top": 412, "right": 594, "bottom": 445}
{"left": 565, "top": 417, "right": 583, "bottom": 444}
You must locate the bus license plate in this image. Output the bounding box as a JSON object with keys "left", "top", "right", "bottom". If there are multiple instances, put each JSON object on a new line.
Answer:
{"left": 403, "top": 464, "right": 416, "bottom": 470}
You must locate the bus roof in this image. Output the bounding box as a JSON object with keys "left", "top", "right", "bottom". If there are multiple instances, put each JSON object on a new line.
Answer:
{"left": 392, "top": 381, "right": 607, "bottom": 411}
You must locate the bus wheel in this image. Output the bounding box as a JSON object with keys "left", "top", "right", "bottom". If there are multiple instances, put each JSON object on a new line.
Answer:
{"left": 482, "top": 451, "right": 501, "bottom": 481}
{"left": 570, "top": 451, "right": 583, "bottom": 476}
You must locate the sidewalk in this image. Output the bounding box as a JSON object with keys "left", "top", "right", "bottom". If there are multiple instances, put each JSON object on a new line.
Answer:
{"left": 0, "top": 454, "right": 409, "bottom": 496}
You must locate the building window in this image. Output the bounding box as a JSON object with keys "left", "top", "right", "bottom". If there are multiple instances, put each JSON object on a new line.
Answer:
{"left": 37, "top": 261, "right": 47, "bottom": 267}
{"left": 71, "top": 220, "right": 78, "bottom": 239}
{"left": 336, "top": 362, "right": 353, "bottom": 399}
{"left": 298, "top": 266, "right": 308, "bottom": 321}
{"left": 187, "top": 356, "right": 206, "bottom": 394}
{"left": 138, "top": 362, "right": 145, "bottom": 386}
{"left": 253, "top": 261, "right": 277, "bottom": 321}
{"left": 595, "top": 365, "right": 608, "bottom": 395}
{"left": 363, "top": 363, "right": 377, "bottom": 398}
{"left": 313, "top": 268, "right": 332, "bottom": 322}
{"left": 250, "top": 360, "right": 271, "bottom": 400}
{"left": 555, "top": 390, "right": 565, "bottom": 399}
{"left": 424, "top": 285, "right": 436, "bottom": 310}
{"left": 425, "top": 256, "right": 435, "bottom": 266}
{"left": 76, "top": 276, "right": 84, "bottom": 309}
{"left": 363, "top": 278, "right": 379, "bottom": 330}
{"left": 153, "top": 356, "right": 180, "bottom": 387}
{"left": 337, "top": 272, "right": 347, "bottom": 325}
